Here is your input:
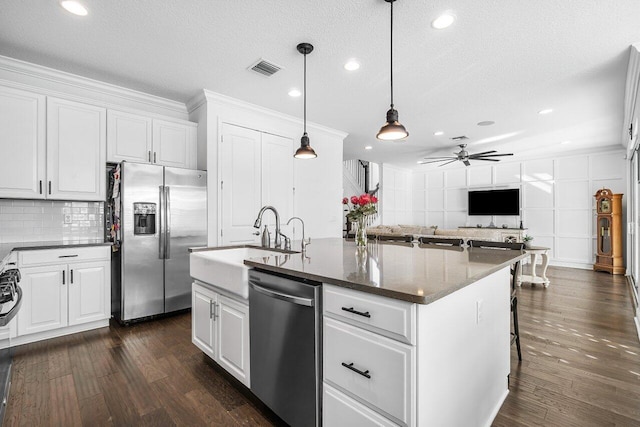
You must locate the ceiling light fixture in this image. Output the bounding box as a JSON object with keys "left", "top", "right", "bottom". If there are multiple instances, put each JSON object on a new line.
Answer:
{"left": 538, "top": 108, "right": 553, "bottom": 115}
{"left": 344, "top": 59, "right": 360, "bottom": 71}
{"left": 294, "top": 43, "right": 317, "bottom": 159}
{"left": 431, "top": 12, "right": 455, "bottom": 29}
{"left": 434, "top": 131, "right": 444, "bottom": 136}
{"left": 377, "top": 0, "right": 409, "bottom": 141}
{"left": 365, "top": 146, "right": 373, "bottom": 150}
{"left": 60, "top": 0, "right": 88, "bottom": 16}
{"left": 288, "top": 88, "right": 301, "bottom": 97}
{"left": 477, "top": 120, "right": 495, "bottom": 126}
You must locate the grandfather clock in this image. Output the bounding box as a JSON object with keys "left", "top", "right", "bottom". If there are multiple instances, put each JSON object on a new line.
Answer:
{"left": 594, "top": 188, "right": 624, "bottom": 274}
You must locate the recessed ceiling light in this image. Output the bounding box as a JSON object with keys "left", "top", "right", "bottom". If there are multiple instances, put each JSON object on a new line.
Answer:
{"left": 364, "top": 145, "right": 373, "bottom": 150}
{"left": 561, "top": 140, "right": 571, "bottom": 145}
{"left": 344, "top": 59, "right": 360, "bottom": 71}
{"left": 431, "top": 12, "right": 455, "bottom": 29}
{"left": 288, "top": 88, "right": 301, "bottom": 97}
{"left": 60, "top": 1, "right": 88, "bottom": 16}
{"left": 433, "top": 131, "right": 444, "bottom": 136}
{"left": 538, "top": 108, "right": 553, "bottom": 115}
{"left": 477, "top": 121, "right": 495, "bottom": 126}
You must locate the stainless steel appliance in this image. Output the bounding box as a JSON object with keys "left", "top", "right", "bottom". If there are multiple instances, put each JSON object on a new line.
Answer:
{"left": 0, "top": 268, "right": 23, "bottom": 423}
{"left": 111, "top": 162, "right": 207, "bottom": 322}
{"left": 248, "top": 270, "right": 321, "bottom": 427}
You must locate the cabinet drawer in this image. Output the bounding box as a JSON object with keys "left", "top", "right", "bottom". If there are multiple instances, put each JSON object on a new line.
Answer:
{"left": 323, "top": 284, "right": 416, "bottom": 344}
{"left": 323, "top": 383, "right": 399, "bottom": 427}
{"left": 323, "top": 317, "right": 414, "bottom": 426}
{"left": 19, "top": 246, "right": 110, "bottom": 266}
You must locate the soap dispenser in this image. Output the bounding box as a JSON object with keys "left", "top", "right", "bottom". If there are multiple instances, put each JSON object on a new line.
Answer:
{"left": 261, "top": 225, "right": 271, "bottom": 248}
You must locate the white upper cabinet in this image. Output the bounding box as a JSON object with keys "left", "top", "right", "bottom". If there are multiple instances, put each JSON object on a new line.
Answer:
{"left": 106, "top": 110, "right": 152, "bottom": 163}
{"left": 0, "top": 86, "right": 46, "bottom": 199}
{"left": 107, "top": 113, "right": 197, "bottom": 169}
{"left": 47, "top": 97, "right": 106, "bottom": 201}
{"left": 152, "top": 118, "right": 197, "bottom": 169}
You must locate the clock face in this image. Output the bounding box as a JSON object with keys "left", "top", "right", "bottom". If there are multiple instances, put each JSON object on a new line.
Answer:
{"left": 599, "top": 199, "right": 611, "bottom": 213}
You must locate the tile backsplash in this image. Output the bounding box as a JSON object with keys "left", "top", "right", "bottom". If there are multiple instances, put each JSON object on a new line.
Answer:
{"left": 0, "top": 199, "right": 104, "bottom": 244}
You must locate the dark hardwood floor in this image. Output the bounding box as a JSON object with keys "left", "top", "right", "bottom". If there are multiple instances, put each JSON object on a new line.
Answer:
{"left": 5, "top": 266, "right": 640, "bottom": 426}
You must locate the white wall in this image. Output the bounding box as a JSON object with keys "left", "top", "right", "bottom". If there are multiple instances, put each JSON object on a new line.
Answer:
{"left": 381, "top": 164, "right": 413, "bottom": 225}
{"left": 411, "top": 148, "right": 626, "bottom": 269}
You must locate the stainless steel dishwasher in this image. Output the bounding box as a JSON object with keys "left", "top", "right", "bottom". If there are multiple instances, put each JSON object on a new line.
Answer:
{"left": 249, "top": 269, "right": 322, "bottom": 427}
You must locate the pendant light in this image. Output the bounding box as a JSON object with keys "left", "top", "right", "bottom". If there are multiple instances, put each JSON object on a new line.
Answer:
{"left": 294, "top": 42, "right": 317, "bottom": 159}
{"left": 377, "top": 0, "right": 409, "bottom": 141}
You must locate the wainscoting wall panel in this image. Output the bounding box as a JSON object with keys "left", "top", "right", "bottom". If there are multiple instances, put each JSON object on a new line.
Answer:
{"left": 402, "top": 148, "right": 626, "bottom": 269}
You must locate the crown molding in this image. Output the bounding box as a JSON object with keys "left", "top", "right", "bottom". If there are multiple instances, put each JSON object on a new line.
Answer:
{"left": 187, "top": 89, "right": 348, "bottom": 140}
{"left": 0, "top": 55, "right": 188, "bottom": 116}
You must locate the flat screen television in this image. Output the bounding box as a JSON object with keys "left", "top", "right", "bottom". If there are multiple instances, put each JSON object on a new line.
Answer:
{"left": 468, "top": 188, "right": 520, "bottom": 216}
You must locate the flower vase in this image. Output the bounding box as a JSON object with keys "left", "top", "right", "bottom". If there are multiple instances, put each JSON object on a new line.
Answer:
{"left": 354, "top": 217, "right": 368, "bottom": 248}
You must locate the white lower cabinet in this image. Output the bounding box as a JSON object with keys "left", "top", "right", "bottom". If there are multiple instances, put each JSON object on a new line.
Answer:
{"left": 16, "top": 247, "right": 111, "bottom": 342}
{"left": 323, "top": 284, "right": 415, "bottom": 427}
{"left": 192, "top": 282, "right": 250, "bottom": 386}
{"left": 323, "top": 383, "right": 399, "bottom": 427}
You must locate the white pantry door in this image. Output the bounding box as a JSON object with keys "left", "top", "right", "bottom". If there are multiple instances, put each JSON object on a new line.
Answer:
{"left": 262, "top": 133, "right": 294, "bottom": 223}
{"left": 220, "top": 124, "right": 262, "bottom": 245}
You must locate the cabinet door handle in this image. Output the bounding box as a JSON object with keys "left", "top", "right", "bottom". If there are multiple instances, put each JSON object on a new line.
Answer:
{"left": 70, "top": 269, "right": 73, "bottom": 284}
{"left": 48, "top": 181, "right": 52, "bottom": 195}
{"left": 39, "top": 180, "right": 42, "bottom": 194}
{"left": 341, "top": 306, "right": 371, "bottom": 318}
{"left": 58, "top": 255, "right": 78, "bottom": 258}
{"left": 209, "top": 300, "right": 214, "bottom": 319}
{"left": 148, "top": 150, "right": 151, "bottom": 162}
{"left": 341, "top": 362, "right": 371, "bottom": 379}
{"left": 62, "top": 270, "right": 65, "bottom": 285}
{"left": 213, "top": 302, "right": 219, "bottom": 320}
{"left": 154, "top": 152, "right": 157, "bottom": 163}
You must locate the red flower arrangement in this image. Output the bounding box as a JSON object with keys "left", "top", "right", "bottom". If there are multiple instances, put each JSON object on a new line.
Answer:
{"left": 342, "top": 193, "right": 378, "bottom": 222}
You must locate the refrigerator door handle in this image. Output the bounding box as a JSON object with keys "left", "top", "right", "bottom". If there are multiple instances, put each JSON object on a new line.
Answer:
{"left": 165, "top": 186, "right": 171, "bottom": 259}
{"left": 159, "top": 185, "right": 165, "bottom": 259}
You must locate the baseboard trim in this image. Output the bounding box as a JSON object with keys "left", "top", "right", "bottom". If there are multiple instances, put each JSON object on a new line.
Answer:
{"left": 635, "top": 316, "right": 640, "bottom": 343}
{"left": 485, "top": 388, "right": 509, "bottom": 427}
{"left": 11, "top": 318, "right": 109, "bottom": 347}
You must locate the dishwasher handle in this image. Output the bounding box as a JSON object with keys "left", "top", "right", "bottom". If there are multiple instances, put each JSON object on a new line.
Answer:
{"left": 249, "top": 281, "right": 314, "bottom": 307}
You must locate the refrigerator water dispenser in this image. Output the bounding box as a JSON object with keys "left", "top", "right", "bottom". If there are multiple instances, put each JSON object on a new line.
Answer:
{"left": 133, "top": 203, "right": 156, "bottom": 235}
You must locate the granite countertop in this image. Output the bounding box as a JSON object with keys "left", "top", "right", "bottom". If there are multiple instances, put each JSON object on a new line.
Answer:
{"left": 243, "top": 238, "right": 526, "bottom": 304}
{"left": 0, "top": 240, "right": 111, "bottom": 268}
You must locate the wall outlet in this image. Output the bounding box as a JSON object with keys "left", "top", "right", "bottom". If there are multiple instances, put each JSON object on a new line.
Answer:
{"left": 64, "top": 214, "right": 72, "bottom": 224}
{"left": 476, "top": 299, "right": 483, "bottom": 324}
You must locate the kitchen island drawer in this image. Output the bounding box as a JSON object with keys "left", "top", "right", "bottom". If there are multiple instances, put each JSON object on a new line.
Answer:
{"left": 323, "top": 317, "right": 415, "bottom": 426}
{"left": 323, "top": 383, "right": 399, "bottom": 427}
{"left": 323, "top": 284, "right": 416, "bottom": 344}
{"left": 18, "top": 246, "right": 110, "bottom": 266}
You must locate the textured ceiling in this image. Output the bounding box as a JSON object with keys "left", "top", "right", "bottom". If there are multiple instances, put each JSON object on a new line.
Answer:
{"left": 1, "top": 0, "right": 639, "bottom": 167}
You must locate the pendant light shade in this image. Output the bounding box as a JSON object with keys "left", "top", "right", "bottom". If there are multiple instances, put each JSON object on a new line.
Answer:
{"left": 377, "top": 0, "right": 409, "bottom": 141}
{"left": 294, "top": 42, "right": 317, "bottom": 159}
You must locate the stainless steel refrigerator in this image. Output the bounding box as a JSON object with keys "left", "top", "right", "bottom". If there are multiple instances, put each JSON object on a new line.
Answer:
{"left": 112, "top": 162, "right": 207, "bottom": 323}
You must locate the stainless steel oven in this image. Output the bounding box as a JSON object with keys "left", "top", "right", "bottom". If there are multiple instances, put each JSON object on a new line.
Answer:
{"left": 0, "top": 268, "right": 23, "bottom": 423}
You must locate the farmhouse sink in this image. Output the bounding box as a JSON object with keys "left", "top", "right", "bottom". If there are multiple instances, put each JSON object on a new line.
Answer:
{"left": 190, "top": 247, "right": 286, "bottom": 299}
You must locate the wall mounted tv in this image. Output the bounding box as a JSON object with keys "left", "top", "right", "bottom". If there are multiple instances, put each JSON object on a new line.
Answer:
{"left": 468, "top": 188, "right": 520, "bottom": 216}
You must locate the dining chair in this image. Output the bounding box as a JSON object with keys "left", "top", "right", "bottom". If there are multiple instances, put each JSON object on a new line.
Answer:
{"left": 418, "top": 236, "right": 465, "bottom": 247}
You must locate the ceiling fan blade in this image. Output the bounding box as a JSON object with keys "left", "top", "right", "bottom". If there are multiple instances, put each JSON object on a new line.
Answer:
{"left": 418, "top": 158, "right": 456, "bottom": 165}
{"left": 474, "top": 158, "right": 500, "bottom": 162}
{"left": 438, "top": 159, "right": 459, "bottom": 167}
{"left": 421, "top": 156, "right": 457, "bottom": 160}
{"left": 471, "top": 153, "right": 514, "bottom": 158}
{"left": 463, "top": 160, "right": 471, "bottom": 166}
{"left": 468, "top": 150, "right": 496, "bottom": 157}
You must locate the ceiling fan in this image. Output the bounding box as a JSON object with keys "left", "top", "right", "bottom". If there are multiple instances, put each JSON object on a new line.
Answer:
{"left": 418, "top": 144, "right": 513, "bottom": 167}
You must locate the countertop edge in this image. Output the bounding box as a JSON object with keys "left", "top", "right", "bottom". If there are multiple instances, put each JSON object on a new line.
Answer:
{"left": 244, "top": 251, "right": 526, "bottom": 305}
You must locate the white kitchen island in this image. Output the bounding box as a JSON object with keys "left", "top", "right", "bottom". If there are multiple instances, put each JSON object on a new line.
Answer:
{"left": 191, "top": 239, "right": 524, "bottom": 427}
